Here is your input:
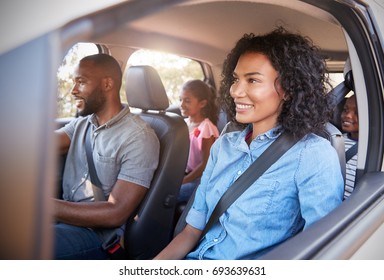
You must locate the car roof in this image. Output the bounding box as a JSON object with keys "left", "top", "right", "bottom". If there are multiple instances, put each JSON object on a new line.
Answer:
{"left": 2, "top": 0, "right": 348, "bottom": 70}
{"left": 108, "top": 0, "right": 348, "bottom": 67}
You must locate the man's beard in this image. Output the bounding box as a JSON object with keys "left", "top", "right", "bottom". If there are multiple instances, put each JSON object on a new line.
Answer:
{"left": 77, "top": 87, "right": 105, "bottom": 117}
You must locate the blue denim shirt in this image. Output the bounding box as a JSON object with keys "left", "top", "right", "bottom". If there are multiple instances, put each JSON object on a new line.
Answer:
{"left": 185, "top": 126, "right": 344, "bottom": 259}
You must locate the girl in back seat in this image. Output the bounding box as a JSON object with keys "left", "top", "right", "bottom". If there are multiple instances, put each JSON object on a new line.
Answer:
{"left": 178, "top": 80, "right": 220, "bottom": 203}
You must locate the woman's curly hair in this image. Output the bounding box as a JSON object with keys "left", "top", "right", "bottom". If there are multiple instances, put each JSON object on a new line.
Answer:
{"left": 218, "top": 26, "right": 333, "bottom": 139}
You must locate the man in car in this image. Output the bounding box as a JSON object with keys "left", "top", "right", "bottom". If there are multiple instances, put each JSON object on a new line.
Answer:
{"left": 54, "top": 54, "right": 160, "bottom": 259}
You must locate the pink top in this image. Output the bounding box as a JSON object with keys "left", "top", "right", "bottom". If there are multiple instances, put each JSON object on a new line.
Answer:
{"left": 186, "top": 118, "right": 219, "bottom": 173}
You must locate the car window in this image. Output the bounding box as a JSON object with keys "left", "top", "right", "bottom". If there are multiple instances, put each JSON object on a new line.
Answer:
{"left": 329, "top": 72, "right": 344, "bottom": 88}
{"left": 127, "top": 49, "right": 204, "bottom": 105}
{"left": 57, "top": 47, "right": 204, "bottom": 118}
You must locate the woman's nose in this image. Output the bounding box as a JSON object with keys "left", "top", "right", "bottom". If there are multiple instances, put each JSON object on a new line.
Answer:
{"left": 230, "top": 82, "right": 246, "bottom": 98}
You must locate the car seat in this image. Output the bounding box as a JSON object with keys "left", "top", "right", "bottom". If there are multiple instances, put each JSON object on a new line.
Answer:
{"left": 123, "top": 65, "right": 189, "bottom": 259}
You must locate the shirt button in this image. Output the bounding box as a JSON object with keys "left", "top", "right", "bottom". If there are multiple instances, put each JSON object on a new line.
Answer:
{"left": 214, "top": 238, "right": 218, "bottom": 242}
{"left": 237, "top": 170, "right": 242, "bottom": 175}
{"left": 260, "top": 135, "right": 265, "bottom": 140}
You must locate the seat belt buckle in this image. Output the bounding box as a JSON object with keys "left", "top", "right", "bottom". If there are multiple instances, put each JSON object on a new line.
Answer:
{"left": 102, "top": 234, "right": 125, "bottom": 259}
{"left": 101, "top": 232, "right": 121, "bottom": 251}
{"left": 107, "top": 243, "right": 121, "bottom": 254}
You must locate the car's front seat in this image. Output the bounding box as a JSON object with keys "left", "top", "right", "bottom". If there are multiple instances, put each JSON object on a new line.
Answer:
{"left": 123, "top": 65, "right": 189, "bottom": 259}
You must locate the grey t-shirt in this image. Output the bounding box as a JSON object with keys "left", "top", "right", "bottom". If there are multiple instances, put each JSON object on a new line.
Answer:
{"left": 58, "top": 105, "right": 160, "bottom": 202}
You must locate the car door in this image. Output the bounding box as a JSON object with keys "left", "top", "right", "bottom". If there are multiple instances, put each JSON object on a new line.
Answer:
{"left": 260, "top": 0, "right": 384, "bottom": 259}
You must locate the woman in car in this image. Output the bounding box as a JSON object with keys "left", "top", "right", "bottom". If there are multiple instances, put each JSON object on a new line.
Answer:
{"left": 155, "top": 27, "right": 344, "bottom": 260}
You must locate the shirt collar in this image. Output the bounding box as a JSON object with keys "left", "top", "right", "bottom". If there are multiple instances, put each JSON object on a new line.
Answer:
{"left": 244, "top": 124, "right": 283, "bottom": 141}
{"left": 228, "top": 124, "right": 283, "bottom": 147}
{"left": 88, "top": 104, "right": 131, "bottom": 129}
{"left": 254, "top": 125, "right": 282, "bottom": 141}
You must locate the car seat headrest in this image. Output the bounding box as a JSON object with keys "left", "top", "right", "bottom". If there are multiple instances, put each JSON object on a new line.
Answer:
{"left": 125, "top": 65, "right": 169, "bottom": 111}
{"left": 343, "top": 58, "right": 355, "bottom": 92}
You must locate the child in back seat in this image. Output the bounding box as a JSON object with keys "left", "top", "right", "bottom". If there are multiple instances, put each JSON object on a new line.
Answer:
{"left": 340, "top": 94, "right": 359, "bottom": 199}
{"left": 177, "top": 80, "right": 220, "bottom": 203}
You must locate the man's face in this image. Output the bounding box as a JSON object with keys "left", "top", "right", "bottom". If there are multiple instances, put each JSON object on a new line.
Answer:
{"left": 71, "top": 61, "right": 106, "bottom": 116}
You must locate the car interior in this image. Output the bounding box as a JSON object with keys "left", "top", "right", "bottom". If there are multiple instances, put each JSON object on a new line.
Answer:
{"left": 1, "top": 0, "right": 383, "bottom": 260}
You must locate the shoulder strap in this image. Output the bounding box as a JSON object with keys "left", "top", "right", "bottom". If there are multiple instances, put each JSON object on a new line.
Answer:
{"left": 345, "top": 142, "right": 358, "bottom": 162}
{"left": 85, "top": 122, "right": 107, "bottom": 201}
{"left": 200, "top": 132, "right": 298, "bottom": 239}
{"left": 85, "top": 123, "right": 126, "bottom": 256}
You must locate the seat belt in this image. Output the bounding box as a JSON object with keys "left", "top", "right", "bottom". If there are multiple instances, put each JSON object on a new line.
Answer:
{"left": 85, "top": 122, "right": 107, "bottom": 201}
{"left": 84, "top": 122, "right": 125, "bottom": 258}
{"left": 345, "top": 142, "right": 358, "bottom": 162}
{"left": 200, "top": 131, "right": 298, "bottom": 239}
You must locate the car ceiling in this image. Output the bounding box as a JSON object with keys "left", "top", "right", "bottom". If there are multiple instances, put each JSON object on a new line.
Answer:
{"left": 96, "top": 0, "right": 348, "bottom": 69}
